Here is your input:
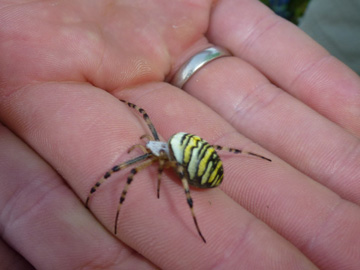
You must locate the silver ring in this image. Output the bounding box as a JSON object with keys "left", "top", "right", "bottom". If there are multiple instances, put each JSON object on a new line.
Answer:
{"left": 170, "top": 46, "right": 232, "bottom": 89}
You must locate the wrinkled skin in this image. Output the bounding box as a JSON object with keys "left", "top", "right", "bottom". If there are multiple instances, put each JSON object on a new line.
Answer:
{"left": 1, "top": 0, "right": 360, "bottom": 269}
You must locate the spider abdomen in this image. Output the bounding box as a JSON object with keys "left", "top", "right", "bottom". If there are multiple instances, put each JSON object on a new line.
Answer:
{"left": 169, "top": 132, "right": 223, "bottom": 188}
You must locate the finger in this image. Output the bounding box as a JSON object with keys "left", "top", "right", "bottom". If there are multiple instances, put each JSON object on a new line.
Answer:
{"left": 208, "top": 0, "right": 360, "bottom": 136}
{"left": 221, "top": 144, "right": 360, "bottom": 270}
{"left": 0, "top": 237, "right": 35, "bottom": 270}
{"left": 0, "top": 83, "right": 317, "bottom": 269}
{"left": 0, "top": 125, "right": 157, "bottom": 270}
{"left": 182, "top": 53, "right": 360, "bottom": 206}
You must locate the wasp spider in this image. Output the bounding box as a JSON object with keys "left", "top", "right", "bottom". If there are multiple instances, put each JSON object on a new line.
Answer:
{"left": 85, "top": 100, "right": 271, "bottom": 243}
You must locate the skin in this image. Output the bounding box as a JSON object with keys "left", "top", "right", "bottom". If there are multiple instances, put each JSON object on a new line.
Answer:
{"left": 1, "top": 0, "right": 360, "bottom": 269}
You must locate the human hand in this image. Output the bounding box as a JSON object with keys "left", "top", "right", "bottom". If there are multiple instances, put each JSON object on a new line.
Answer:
{"left": 1, "top": 0, "right": 359, "bottom": 269}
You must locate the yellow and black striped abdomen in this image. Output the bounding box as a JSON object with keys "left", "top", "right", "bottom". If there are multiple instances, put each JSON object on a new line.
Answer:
{"left": 169, "top": 132, "right": 223, "bottom": 188}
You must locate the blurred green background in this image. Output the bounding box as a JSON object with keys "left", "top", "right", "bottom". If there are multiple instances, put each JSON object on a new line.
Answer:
{"left": 260, "top": 0, "right": 311, "bottom": 24}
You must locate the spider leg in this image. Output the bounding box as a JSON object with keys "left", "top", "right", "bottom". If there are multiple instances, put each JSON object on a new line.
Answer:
{"left": 114, "top": 157, "right": 157, "bottom": 235}
{"left": 120, "top": 100, "right": 160, "bottom": 141}
{"left": 85, "top": 153, "right": 151, "bottom": 208}
{"left": 140, "top": 134, "right": 154, "bottom": 141}
{"left": 175, "top": 163, "right": 206, "bottom": 243}
{"left": 128, "top": 134, "right": 156, "bottom": 154}
{"left": 156, "top": 156, "right": 165, "bottom": 199}
{"left": 128, "top": 144, "right": 148, "bottom": 154}
{"left": 212, "top": 145, "right": 272, "bottom": 162}
{"left": 157, "top": 151, "right": 174, "bottom": 198}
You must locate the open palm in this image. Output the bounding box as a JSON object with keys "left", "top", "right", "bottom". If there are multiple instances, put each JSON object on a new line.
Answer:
{"left": 1, "top": 0, "right": 360, "bottom": 269}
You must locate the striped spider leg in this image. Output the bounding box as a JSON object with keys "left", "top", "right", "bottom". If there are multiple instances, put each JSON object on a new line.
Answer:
{"left": 212, "top": 145, "right": 272, "bottom": 162}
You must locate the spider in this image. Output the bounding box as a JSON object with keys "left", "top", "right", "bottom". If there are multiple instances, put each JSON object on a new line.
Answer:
{"left": 85, "top": 99, "right": 271, "bottom": 243}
